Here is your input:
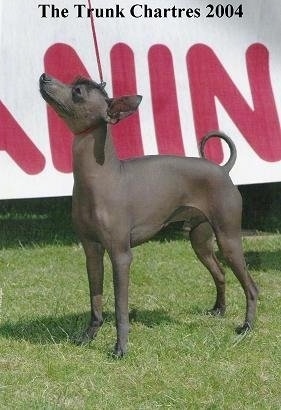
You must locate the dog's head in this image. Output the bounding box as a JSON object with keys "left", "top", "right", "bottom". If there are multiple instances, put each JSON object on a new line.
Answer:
{"left": 39, "top": 74, "right": 142, "bottom": 134}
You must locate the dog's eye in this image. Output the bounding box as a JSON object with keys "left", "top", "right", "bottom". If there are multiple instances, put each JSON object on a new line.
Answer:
{"left": 74, "top": 87, "right": 81, "bottom": 95}
{"left": 72, "top": 86, "right": 83, "bottom": 102}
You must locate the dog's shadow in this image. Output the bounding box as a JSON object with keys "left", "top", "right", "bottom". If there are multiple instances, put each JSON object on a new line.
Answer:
{"left": 0, "top": 308, "right": 176, "bottom": 345}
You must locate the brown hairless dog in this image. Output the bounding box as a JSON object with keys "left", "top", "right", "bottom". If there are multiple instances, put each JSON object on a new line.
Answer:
{"left": 39, "top": 74, "right": 258, "bottom": 357}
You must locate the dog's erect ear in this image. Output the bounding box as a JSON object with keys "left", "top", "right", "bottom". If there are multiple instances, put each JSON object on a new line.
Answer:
{"left": 105, "top": 95, "right": 142, "bottom": 124}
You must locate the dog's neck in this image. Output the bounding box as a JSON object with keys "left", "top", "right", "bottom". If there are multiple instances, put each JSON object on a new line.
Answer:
{"left": 72, "top": 123, "right": 121, "bottom": 180}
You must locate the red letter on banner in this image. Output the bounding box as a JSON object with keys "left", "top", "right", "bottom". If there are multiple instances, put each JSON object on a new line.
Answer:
{"left": 148, "top": 45, "right": 184, "bottom": 156}
{"left": 44, "top": 43, "right": 90, "bottom": 173}
{"left": 110, "top": 43, "right": 143, "bottom": 159}
{"left": 187, "top": 43, "right": 281, "bottom": 163}
{"left": 0, "top": 101, "right": 45, "bottom": 174}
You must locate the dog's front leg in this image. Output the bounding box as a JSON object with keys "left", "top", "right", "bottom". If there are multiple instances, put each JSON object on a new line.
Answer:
{"left": 79, "top": 240, "right": 105, "bottom": 344}
{"left": 110, "top": 248, "right": 132, "bottom": 357}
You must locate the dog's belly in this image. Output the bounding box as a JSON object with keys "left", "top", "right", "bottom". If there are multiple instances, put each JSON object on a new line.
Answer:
{"left": 130, "top": 224, "right": 163, "bottom": 246}
{"left": 130, "top": 206, "right": 207, "bottom": 246}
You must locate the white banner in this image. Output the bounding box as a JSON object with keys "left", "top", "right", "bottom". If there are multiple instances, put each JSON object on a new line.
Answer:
{"left": 1, "top": 0, "right": 281, "bottom": 199}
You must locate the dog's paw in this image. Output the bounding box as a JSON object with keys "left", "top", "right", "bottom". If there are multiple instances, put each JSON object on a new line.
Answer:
{"left": 73, "top": 332, "right": 93, "bottom": 346}
{"left": 112, "top": 343, "right": 127, "bottom": 359}
{"left": 206, "top": 306, "right": 226, "bottom": 316}
{"left": 74, "top": 325, "right": 101, "bottom": 346}
{"left": 235, "top": 321, "right": 252, "bottom": 334}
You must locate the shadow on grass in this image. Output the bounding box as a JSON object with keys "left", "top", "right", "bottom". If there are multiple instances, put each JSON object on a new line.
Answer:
{"left": 0, "top": 308, "right": 176, "bottom": 345}
{"left": 0, "top": 197, "right": 77, "bottom": 248}
{"left": 216, "top": 249, "right": 281, "bottom": 272}
{"left": 244, "top": 251, "right": 262, "bottom": 270}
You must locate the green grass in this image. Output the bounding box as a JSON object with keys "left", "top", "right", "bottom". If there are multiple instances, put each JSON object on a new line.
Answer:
{"left": 0, "top": 199, "right": 281, "bottom": 409}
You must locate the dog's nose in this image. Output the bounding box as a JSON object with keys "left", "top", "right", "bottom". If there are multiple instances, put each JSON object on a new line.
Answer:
{"left": 40, "top": 73, "right": 51, "bottom": 83}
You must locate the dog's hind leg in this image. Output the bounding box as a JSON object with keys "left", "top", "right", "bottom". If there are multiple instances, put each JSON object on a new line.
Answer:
{"left": 189, "top": 222, "right": 226, "bottom": 316}
{"left": 215, "top": 231, "right": 258, "bottom": 333}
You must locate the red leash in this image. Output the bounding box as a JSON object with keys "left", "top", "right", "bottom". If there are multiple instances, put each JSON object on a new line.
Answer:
{"left": 87, "top": 0, "right": 104, "bottom": 83}
{"left": 75, "top": 1, "right": 104, "bottom": 137}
